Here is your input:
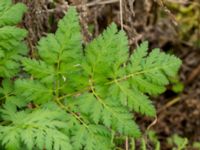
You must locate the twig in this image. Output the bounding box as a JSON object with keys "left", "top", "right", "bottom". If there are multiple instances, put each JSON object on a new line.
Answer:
{"left": 125, "top": 136, "right": 129, "bottom": 150}
{"left": 156, "top": 0, "right": 178, "bottom": 26}
{"left": 119, "top": 0, "right": 123, "bottom": 29}
{"left": 147, "top": 97, "right": 181, "bottom": 130}
{"left": 186, "top": 64, "right": 200, "bottom": 84}
{"left": 147, "top": 116, "right": 158, "bottom": 130}
{"left": 43, "top": 0, "right": 119, "bottom": 13}
{"left": 83, "top": 0, "right": 119, "bottom": 7}
{"left": 157, "top": 97, "right": 181, "bottom": 114}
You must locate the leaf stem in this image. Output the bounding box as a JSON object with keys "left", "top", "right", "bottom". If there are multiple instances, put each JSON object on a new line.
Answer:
{"left": 106, "top": 64, "right": 175, "bottom": 85}
{"left": 55, "top": 98, "right": 89, "bottom": 129}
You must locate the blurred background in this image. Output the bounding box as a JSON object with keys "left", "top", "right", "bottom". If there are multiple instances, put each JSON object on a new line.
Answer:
{"left": 14, "top": 0, "right": 200, "bottom": 149}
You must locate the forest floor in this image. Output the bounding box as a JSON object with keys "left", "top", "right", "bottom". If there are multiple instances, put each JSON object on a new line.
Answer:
{"left": 14, "top": 0, "right": 200, "bottom": 149}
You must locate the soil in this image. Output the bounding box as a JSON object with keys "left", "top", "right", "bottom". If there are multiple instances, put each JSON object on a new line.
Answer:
{"left": 14, "top": 0, "right": 200, "bottom": 149}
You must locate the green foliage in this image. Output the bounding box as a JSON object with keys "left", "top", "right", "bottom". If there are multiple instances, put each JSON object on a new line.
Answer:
{"left": 142, "top": 131, "right": 199, "bottom": 150}
{"left": 141, "top": 138, "right": 147, "bottom": 150}
{"left": 170, "top": 76, "right": 184, "bottom": 93}
{"left": 147, "top": 130, "right": 160, "bottom": 150}
{"left": 0, "top": 0, "right": 27, "bottom": 77}
{"left": 167, "top": 134, "right": 200, "bottom": 150}
{"left": 0, "top": 2, "right": 182, "bottom": 150}
{"left": 0, "top": 102, "right": 72, "bottom": 150}
{"left": 193, "top": 141, "right": 200, "bottom": 149}
{"left": 167, "top": 134, "right": 188, "bottom": 150}
{"left": 166, "top": 1, "right": 200, "bottom": 47}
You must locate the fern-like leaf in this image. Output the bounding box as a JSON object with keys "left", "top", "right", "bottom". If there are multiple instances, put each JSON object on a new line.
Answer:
{"left": 0, "top": 0, "right": 27, "bottom": 26}
{"left": 37, "top": 7, "right": 82, "bottom": 69}
{"left": 0, "top": 0, "right": 27, "bottom": 77}
{"left": 15, "top": 79, "right": 53, "bottom": 104}
{"left": 0, "top": 5, "right": 182, "bottom": 150}
{"left": 0, "top": 103, "right": 72, "bottom": 150}
{"left": 22, "top": 58, "right": 55, "bottom": 83}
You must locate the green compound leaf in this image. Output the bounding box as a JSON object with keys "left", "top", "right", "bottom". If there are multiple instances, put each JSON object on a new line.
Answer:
{"left": 0, "top": 0, "right": 27, "bottom": 78}
{"left": 0, "top": 0, "right": 27, "bottom": 27}
{"left": 0, "top": 104, "right": 72, "bottom": 150}
{"left": 0, "top": 4, "right": 182, "bottom": 150}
